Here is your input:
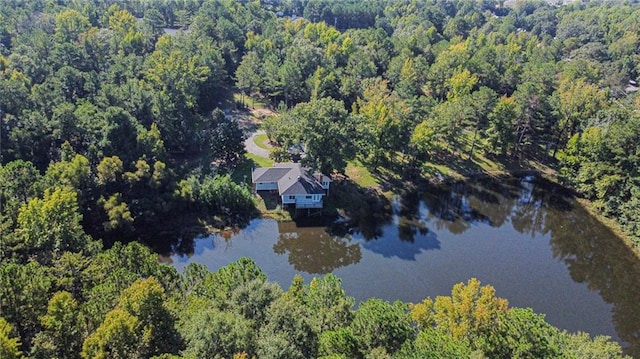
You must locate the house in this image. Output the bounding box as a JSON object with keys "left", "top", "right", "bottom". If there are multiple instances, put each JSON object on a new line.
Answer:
{"left": 252, "top": 163, "right": 331, "bottom": 209}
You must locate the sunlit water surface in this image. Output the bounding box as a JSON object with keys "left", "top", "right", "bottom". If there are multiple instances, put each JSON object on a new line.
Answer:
{"left": 161, "top": 177, "right": 640, "bottom": 355}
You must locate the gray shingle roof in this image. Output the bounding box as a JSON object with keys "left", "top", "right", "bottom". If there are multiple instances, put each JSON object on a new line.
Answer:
{"left": 252, "top": 163, "right": 327, "bottom": 195}
{"left": 252, "top": 167, "right": 292, "bottom": 183}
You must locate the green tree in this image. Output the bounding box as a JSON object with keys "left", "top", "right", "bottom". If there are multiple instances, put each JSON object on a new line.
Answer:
{"left": 485, "top": 95, "right": 518, "bottom": 156}
{"left": 395, "top": 328, "right": 473, "bottom": 359}
{"left": 0, "top": 262, "right": 53, "bottom": 350}
{"left": 349, "top": 298, "right": 413, "bottom": 356}
{"left": 96, "top": 156, "right": 123, "bottom": 187}
{"left": 55, "top": 9, "right": 91, "bottom": 43}
{"left": 181, "top": 308, "right": 253, "bottom": 359}
{"left": 81, "top": 309, "right": 139, "bottom": 359}
{"left": 0, "top": 317, "right": 22, "bottom": 359}
{"left": 204, "top": 109, "right": 246, "bottom": 168}
{"left": 318, "top": 327, "right": 359, "bottom": 359}
{"left": 285, "top": 97, "right": 355, "bottom": 173}
{"left": 558, "top": 332, "right": 631, "bottom": 359}
{"left": 195, "top": 257, "right": 266, "bottom": 303}
{"left": 99, "top": 193, "right": 133, "bottom": 232}
{"left": 257, "top": 296, "right": 317, "bottom": 359}
{"left": 236, "top": 51, "right": 262, "bottom": 104}
{"left": 302, "top": 274, "right": 354, "bottom": 334}
{"left": 551, "top": 78, "right": 607, "bottom": 156}
{"left": 15, "top": 188, "right": 90, "bottom": 262}
{"left": 115, "top": 277, "right": 181, "bottom": 357}
{"left": 410, "top": 278, "right": 508, "bottom": 348}
{"left": 34, "top": 291, "right": 84, "bottom": 359}
{"left": 82, "top": 242, "right": 176, "bottom": 330}
{"left": 484, "top": 308, "right": 561, "bottom": 358}
{"left": 227, "top": 279, "right": 283, "bottom": 327}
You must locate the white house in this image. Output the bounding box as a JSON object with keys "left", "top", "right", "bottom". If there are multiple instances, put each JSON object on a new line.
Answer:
{"left": 251, "top": 163, "right": 331, "bottom": 209}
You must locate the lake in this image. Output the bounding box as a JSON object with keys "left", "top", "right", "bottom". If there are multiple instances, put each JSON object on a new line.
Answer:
{"left": 161, "top": 176, "right": 640, "bottom": 356}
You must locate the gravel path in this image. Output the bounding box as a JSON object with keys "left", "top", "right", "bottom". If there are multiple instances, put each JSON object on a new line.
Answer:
{"left": 244, "top": 130, "right": 270, "bottom": 158}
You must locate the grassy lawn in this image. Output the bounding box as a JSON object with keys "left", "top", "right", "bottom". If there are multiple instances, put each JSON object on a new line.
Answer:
{"left": 247, "top": 153, "right": 273, "bottom": 167}
{"left": 253, "top": 133, "right": 271, "bottom": 150}
{"left": 231, "top": 153, "right": 273, "bottom": 185}
{"left": 412, "top": 130, "right": 557, "bottom": 181}
{"left": 345, "top": 160, "right": 380, "bottom": 188}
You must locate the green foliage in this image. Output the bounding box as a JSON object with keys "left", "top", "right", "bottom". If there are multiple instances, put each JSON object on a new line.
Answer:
{"left": 227, "top": 279, "right": 283, "bottom": 327}
{"left": 180, "top": 308, "right": 253, "bottom": 359}
{"left": 15, "top": 188, "right": 91, "bottom": 262}
{"left": 484, "top": 308, "right": 561, "bottom": 359}
{"left": 0, "top": 317, "right": 22, "bottom": 359}
{"left": 197, "top": 257, "right": 266, "bottom": 303}
{"left": 0, "top": 261, "right": 54, "bottom": 349}
{"left": 99, "top": 193, "right": 133, "bottom": 231}
{"left": 558, "top": 332, "right": 630, "bottom": 359}
{"left": 0, "top": 1, "right": 639, "bottom": 358}
{"left": 198, "top": 175, "right": 255, "bottom": 215}
{"left": 82, "top": 242, "right": 177, "bottom": 330}
{"left": 318, "top": 327, "right": 359, "bottom": 358}
{"left": 114, "top": 277, "right": 181, "bottom": 357}
{"left": 257, "top": 296, "right": 317, "bottom": 359}
{"left": 96, "top": 156, "right": 123, "bottom": 186}
{"left": 350, "top": 298, "right": 413, "bottom": 356}
{"left": 395, "top": 328, "right": 473, "bottom": 359}
{"left": 301, "top": 274, "right": 355, "bottom": 334}
{"left": 269, "top": 97, "right": 355, "bottom": 173}
{"left": 410, "top": 278, "right": 509, "bottom": 348}
{"left": 204, "top": 109, "right": 246, "bottom": 168}
{"left": 81, "top": 309, "right": 139, "bottom": 359}
{"left": 559, "top": 115, "right": 640, "bottom": 239}
{"left": 35, "top": 291, "right": 84, "bottom": 359}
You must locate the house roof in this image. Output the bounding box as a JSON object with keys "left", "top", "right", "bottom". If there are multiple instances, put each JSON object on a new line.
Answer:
{"left": 251, "top": 167, "right": 291, "bottom": 183}
{"left": 252, "top": 163, "right": 327, "bottom": 196}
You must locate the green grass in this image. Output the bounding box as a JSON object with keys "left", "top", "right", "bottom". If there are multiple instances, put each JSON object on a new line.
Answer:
{"left": 231, "top": 153, "right": 273, "bottom": 185}
{"left": 413, "top": 130, "right": 557, "bottom": 180}
{"left": 247, "top": 153, "right": 273, "bottom": 167}
{"left": 345, "top": 160, "right": 380, "bottom": 188}
{"left": 253, "top": 133, "right": 271, "bottom": 150}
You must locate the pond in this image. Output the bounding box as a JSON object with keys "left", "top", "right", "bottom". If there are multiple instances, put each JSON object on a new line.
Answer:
{"left": 160, "top": 176, "right": 640, "bottom": 356}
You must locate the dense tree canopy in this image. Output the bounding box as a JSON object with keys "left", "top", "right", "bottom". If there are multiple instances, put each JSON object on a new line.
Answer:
{"left": 1, "top": 0, "right": 639, "bottom": 358}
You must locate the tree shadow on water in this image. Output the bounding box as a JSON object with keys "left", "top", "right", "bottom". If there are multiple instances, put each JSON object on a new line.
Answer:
{"left": 273, "top": 221, "right": 362, "bottom": 274}
{"left": 353, "top": 192, "right": 440, "bottom": 261}
{"left": 547, "top": 200, "right": 640, "bottom": 357}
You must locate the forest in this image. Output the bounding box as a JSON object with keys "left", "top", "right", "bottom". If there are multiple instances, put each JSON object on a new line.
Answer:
{"left": 0, "top": 0, "right": 638, "bottom": 358}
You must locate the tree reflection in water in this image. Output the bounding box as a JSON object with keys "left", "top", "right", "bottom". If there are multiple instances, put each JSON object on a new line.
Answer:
{"left": 164, "top": 175, "right": 640, "bottom": 356}
{"left": 273, "top": 221, "right": 362, "bottom": 274}
{"left": 546, "top": 201, "right": 640, "bottom": 358}
{"left": 417, "top": 176, "right": 640, "bottom": 356}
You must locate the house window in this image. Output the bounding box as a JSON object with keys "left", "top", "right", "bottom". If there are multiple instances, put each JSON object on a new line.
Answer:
{"left": 305, "top": 195, "right": 312, "bottom": 199}
{"left": 289, "top": 196, "right": 295, "bottom": 200}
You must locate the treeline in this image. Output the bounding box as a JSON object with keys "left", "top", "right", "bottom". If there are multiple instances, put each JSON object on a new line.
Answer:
{"left": 0, "top": 0, "right": 638, "bottom": 357}
{"left": 231, "top": 0, "right": 640, "bottom": 243}
{"left": 0, "top": 247, "right": 630, "bottom": 358}
{"left": 1, "top": 0, "right": 637, "bottom": 242}
{"left": 0, "top": 0, "right": 265, "bottom": 244}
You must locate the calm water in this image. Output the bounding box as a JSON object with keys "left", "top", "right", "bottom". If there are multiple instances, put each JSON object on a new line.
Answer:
{"left": 162, "top": 177, "right": 640, "bottom": 356}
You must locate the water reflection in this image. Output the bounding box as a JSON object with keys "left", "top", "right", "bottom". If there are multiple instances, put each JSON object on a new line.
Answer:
{"left": 273, "top": 222, "right": 362, "bottom": 274}
{"left": 546, "top": 204, "right": 640, "bottom": 358}
{"left": 415, "top": 177, "right": 640, "bottom": 355}
{"left": 165, "top": 176, "right": 640, "bottom": 355}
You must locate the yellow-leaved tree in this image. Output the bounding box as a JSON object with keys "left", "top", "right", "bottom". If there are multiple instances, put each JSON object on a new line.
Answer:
{"left": 411, "top": 277, "right": 508, "bottom": 344}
